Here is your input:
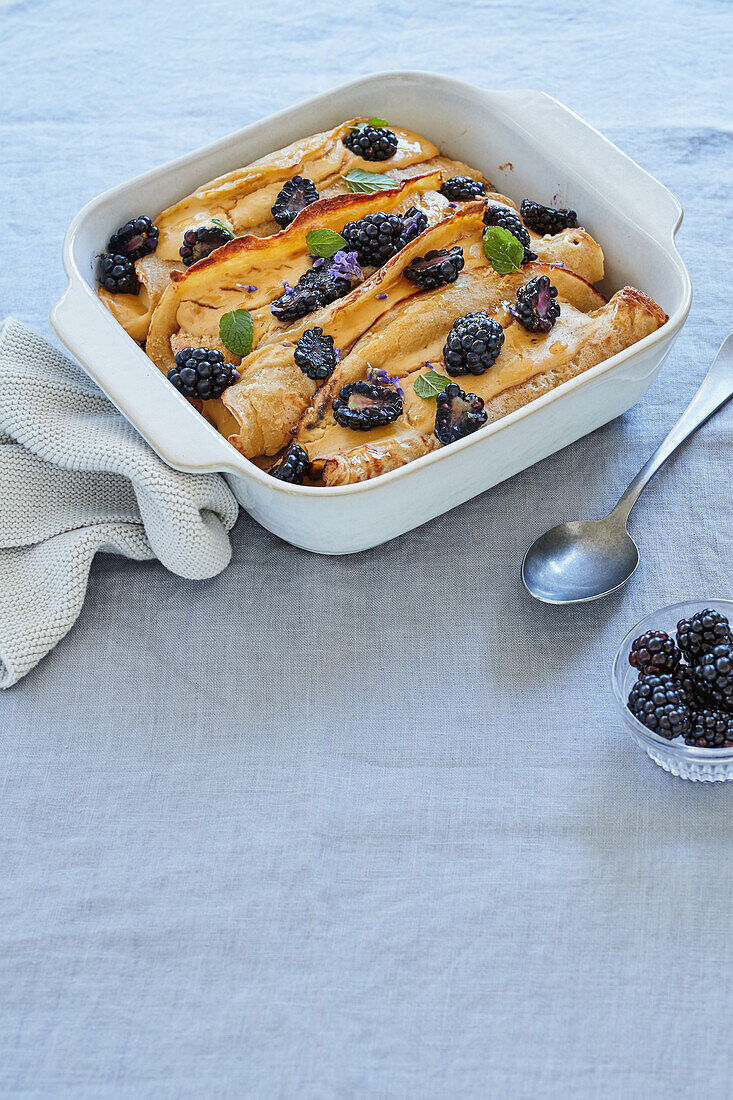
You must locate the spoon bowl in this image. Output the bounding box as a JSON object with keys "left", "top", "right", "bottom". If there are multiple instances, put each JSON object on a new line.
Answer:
{"left": 521, "top": 333, "right": 733, "bottom": 605}
{"left": 522, "top": 518, "right": 640, "bottom": 604}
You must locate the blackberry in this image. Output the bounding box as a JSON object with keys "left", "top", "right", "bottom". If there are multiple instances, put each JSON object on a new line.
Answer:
{"left": 695, "top": 643, "right": 733, "bottom": 710}
{"left": 341, "top": 211, "right": 405, "bottom": 267}
{"left": 440, "top": 176, "right": 486, "bottom": 201}
{"left": 483, "top": 204, "right": 537, "bottom": 263}
{"left": 269, "top": 443, "right": 310, "bottom": 484}
{"left": 332, "top": 381, "right": 403, "bottom": 431}
{"left": 676, "top": 608, "right": 732, "bottom": 662}
{"left": 684, "top": 708, "right": 733, "bottom": 748}
{"left": 179, "top": 224, "right": 233, "bottom": 266}
{"left": 628, "top": 630, "right": 680, "bottom": 675}
{"left": 98, "top": 253, "right": 139, "bottom": 294}
{"left": 167, "top": 347, "right": 240, "bottom": 400}
{"left": 271, "top": 176, "right": 320, "bottom": 229}
{"left": 293, "top": 327, "right": 337, "bottom": 381}
{"left": 443, "top": 312, "right": 504, "bottom": 376}
{"left": 511, "top": 275, "right": 561, "bottom": 334}
{"left": 434, "top": 383, "right": 487, "bottom": 445}
{"left": 271, "top": 259, "right": 351, "bottom": 323}
{"left": 399, "top": 206, "right": 428, "bottom": 246}
{"left": 107, "top": 215, "right": 158, "bottom": 260}
{"left": 627, "top": 673, "right": 692, "bottom": 739}
{"left": 673, "top": 665, "right": 704, "bottom": 715}
{"left": 520, "top": 199, "right": 577, "bottom": 235}
{"left": 404, "top": 247, "right": 464, "bottom": 289}
{"left": 343, "top": 124, "right": 398, "bottom": 161}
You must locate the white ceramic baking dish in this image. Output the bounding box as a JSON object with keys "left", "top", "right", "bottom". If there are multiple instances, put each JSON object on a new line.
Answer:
{"left": 51, "top": 72, "right": 691, "bottom": 555}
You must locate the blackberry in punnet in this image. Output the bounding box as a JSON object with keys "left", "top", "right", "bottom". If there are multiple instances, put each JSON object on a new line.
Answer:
{"left": 628, "top": 630, "right": 680, "bottom": 675}
{"left": 343, "top": 124, "right": 398, "bottom": 161}
{"left": 684, "top": 708, "right": 733, "bottom": 748}
{"left": 179, "top": 224, "right": 233, "bottom": 266}
{"left": 271, "top": 176, "right": 319, "bottom": 228}
{"left": 107, "top": 215, "right": 159, "bottom": 260}
{"left": 341, "top": 211, "right": 405, "bottom": 267}
{"left": 440, "top": 176, "right": 486, "bottom": 201}
{"left": 98, "top": 253, "right": 139, "bottom": 294}
{"left": 483, "top": 204, "right": 536, "bottom": 262}
{"left": 627, "top": 673, "right": 692, "bottom": 739}
{"left": 167, "top": 347, "right": 240, "bottom": 400}
{"left": 676, "top": 608, "right": 732, "bottom": 663}
{"left": 695, "top": 643, "right": 733, "bottom": 710}
{"left": 520, "top": 199, "right": 577, "bottom": 235}
{"left": 332, "top": 381, "right": 403, "bottom": 431}
{"left": 434, "top": 383, "right": 487, "bottom": 445}
{"left": 399, "top": 206, "right": 428, "bottom": 246}
{"left": 268, "top": 443, "right": 310, "bottom": 484}
{"left": 404, "top": 247, "right": 464, "bottom": 289}
{"left": 443, "top": 312, "right": 504, "bottom": 376}
{"left": 511, "top": 275, "right": 561, "bottom": 334}
{"left": 293, "top": 327, "right": 337, "bottom": 381}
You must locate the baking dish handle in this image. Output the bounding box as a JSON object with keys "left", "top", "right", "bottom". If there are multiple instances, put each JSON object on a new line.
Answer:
{"left": 50, "top": 282, "right": 245, "bottom": 476}
{"left": 490, "top": 89, "right": 683, "bottom": 246}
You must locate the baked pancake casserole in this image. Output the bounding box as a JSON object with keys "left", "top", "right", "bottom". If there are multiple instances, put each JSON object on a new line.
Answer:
{"left": 97, "top": 117, "right": 667, "bottom": 487}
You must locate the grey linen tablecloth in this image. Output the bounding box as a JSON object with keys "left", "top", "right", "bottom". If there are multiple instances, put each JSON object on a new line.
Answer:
{"left": 1, "top": 1, "right": 732, "bottom": 1096}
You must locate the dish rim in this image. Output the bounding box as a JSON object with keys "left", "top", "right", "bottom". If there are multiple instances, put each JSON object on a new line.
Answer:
{"left": 53, "top": 71, "right": 693, "bottom": 497}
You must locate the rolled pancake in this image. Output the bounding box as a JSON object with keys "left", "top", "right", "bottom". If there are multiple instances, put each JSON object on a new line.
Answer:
{"left": 307, "top": 286, "right": 667, "bottom": 486}
{"left": 218, "top": 208, "right": 606, "bottom": 458}
{"left": 145, "top": 172, "right": 450, "bottom": 375}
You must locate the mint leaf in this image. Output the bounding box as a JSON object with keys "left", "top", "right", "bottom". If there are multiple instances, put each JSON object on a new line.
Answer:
{"left": 414, "top": 368, "right": 452, "bottom": 399}
{"left": 219, "top": 309, "right": 253, "bottom": 357}
{"left": 482, "top": 226, "right": 524, "bottom": 274}
{"left": 305, "top": 228, "right": 347, "bottom": 258}
{"left": 211, "top": 217, "right": 234, "bottom": 238}
{"left": 342, "top": 169, "right": 399, "bottom": 194}
{"left": 350, "top": 117, "right": 388, "bottom": 132}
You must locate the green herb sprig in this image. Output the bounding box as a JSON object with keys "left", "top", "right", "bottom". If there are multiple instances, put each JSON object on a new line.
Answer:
{"left": 219, "top": 309, "right": 253, "bottom": 357}
{"left": 482, "top": 226, "right": 524, "bottom": 274}
{"left": 414, "top": 368, "right": 452, "bottom": 399}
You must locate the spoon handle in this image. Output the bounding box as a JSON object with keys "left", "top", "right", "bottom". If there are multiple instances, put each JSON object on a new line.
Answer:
{"left": 612, "top": 333, "right": 733, "bottom": 521}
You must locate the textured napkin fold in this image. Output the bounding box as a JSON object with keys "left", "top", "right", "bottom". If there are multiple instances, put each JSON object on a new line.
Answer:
{"left": 0, "top": 319, "right": 239, "bottom": 688}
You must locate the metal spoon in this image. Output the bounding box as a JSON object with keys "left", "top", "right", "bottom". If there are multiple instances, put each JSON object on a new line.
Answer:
{"left": 522, "top": 333, "right": 733, "bottom": 604}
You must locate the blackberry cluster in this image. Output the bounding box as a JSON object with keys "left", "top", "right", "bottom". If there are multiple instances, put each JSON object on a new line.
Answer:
{"left": 400, "top": 206, "right": 428, "bottom": 245}
{"left": 293, "top": 327, "right": 337, "bottom": 381}
{"left": 626, "top": 607, "right": 733, "bottom": 748}
{"left": 269, "top": 443, "right": 310, "bottom": 484}
{"left": 179, "top": 224, "right": 232, "bottom": 266}
{"left": 167, "top": 347, "right": 240, "bottom": 400}
{"left": 627, "top": 674, "right": 692, "bottom": 739}
{"left": 434, "top": 383, "right": 487, "bottom": 445}
{"left": 685, "top": 708, "right": 733, "bottom": 749}
{"left": 343, "top": 124, "right": 398, "bottom": 161}
{"left": 443, "top": 312, "right": 504, "bottom": 376}
{"left": 483, "top": 204, "right": 536, "bottom": 263}
{"left": 98, "top": 253, "right": 139, "bottom": 294}
{"left": 520, "top": 199, "right": 577, "bottom": 235}
{"left": 404, "top": 247, "right": 464, "bottom": 289}
{"left": 271, "top": 176, "right": 320, "bottom": 229}
{"left": 629, "top": 630, "right": 680, "bottom": 675}
{"left": 440, "top": 176, "right": 486, "bottom": 201}
{"left": 676, "top": 608, "right": 732, "bottom": 662}
{"left": 107, "top": 215, "right": 159, "bottom": 260}
{"left": 695, "top": 643, "right": 733, "bottom": 709}
{"left": 332, "top": 381, "right": 403, "bottom": 431}
{"left": 341, "top": 211, "right": 405, "bottom": 267}
{"left": 271, "top": 260, "right": 351, "bottom": 323}
{"left": 511, "top": 275, "right": 561, "bottom": 334}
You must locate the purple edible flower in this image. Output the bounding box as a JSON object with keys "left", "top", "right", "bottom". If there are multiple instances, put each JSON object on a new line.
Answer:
{"left": 236, "top": 283, "right": 258, "bottom": 292}
{"left": 376, "top": 292, "right": 388, "bottom": 300}
{"left": 366, "top": 365, "right": 404, "bottom": 398}
{"left": 282, "top": 279, "right": 293, "bottom": 292}
{"left": 312, "top": 257, "right": 326, "bottom": 268}
{"left": 334, "top": 347, "right": 341, "bottom": 362}
{"left": 331, "top": 250, "right": 362, "bottom": 282}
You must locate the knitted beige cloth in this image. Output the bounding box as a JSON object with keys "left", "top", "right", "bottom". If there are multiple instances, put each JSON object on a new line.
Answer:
{"left": 0, "top": 319, "right": 239, "bottom": 687}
